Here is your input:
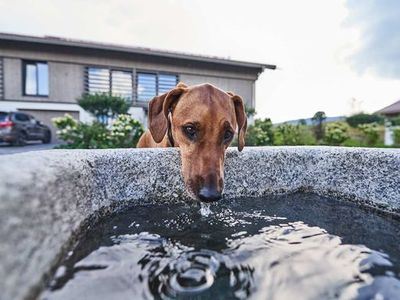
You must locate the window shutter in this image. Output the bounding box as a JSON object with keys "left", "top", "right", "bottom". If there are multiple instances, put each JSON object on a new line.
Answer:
{"left": 86, "top": 67, "right": 110, "bottom": 94}
{"left": 158, "top": 74, "right": 178, "bottom": 95}
{"left": 111, "top": 70, "right": 133, "bottom": 101}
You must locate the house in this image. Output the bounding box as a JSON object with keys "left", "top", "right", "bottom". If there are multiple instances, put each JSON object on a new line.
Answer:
{"left": 376, "top": 100, "right": 400, "bottom": 145}
{"left": 0, "top": 32, "right": 275, "bottom": 141}
{"left": 376, "top": 100, "right": 400, "bottom": 118}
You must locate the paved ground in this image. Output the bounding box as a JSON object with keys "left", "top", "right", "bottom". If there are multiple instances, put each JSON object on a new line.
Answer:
{"left": 0, "top": 142, "right": 58, "bottom": 155}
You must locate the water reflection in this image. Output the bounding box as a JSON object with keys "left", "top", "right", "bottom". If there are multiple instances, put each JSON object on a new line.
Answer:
{"left": 42, "top": 194, "right": 400, "bottom": 300}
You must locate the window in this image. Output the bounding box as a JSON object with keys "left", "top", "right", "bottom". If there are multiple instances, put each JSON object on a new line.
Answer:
{"left": 111, "top": 70, "right": 133, "bottom": 101}
{"left": 86, "top": 67, "right": 133, "bottom": 101}
{"left": 0, "top": 112, "right": 8, "bottom": 122}
{"left": 24, "top": 61, "right": 49, "bottom": 96}
{"left": 137, "top": 72, "right": 178, "bottom": 102}
{"left": 14, "top": 113, "right": 30, "bottom": 122}
{"left": 137, "top": 73, "right": 157, "bottom": 102}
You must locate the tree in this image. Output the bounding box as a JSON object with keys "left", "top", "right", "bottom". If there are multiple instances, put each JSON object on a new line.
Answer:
{"left": 77, "top": 93, "right": 130, "bottom": 124}
{"left": 312, "top": 111, "right": 326, "bottom": 140}
{"left": 245, "top": 106, "right": 256, "bottom": 118}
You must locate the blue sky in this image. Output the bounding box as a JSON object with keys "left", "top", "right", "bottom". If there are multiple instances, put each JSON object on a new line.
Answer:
{"left": 0, "top": 0, "right": 398, "bottom": 122}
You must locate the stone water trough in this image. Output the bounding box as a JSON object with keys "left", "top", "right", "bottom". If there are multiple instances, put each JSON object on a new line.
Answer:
{"left": 0, "top": 146, "right": 399, "bottom": 300}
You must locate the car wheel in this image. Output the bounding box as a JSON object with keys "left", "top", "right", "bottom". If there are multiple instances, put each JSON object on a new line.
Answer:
{"left": 12, "top": 132, "right": 27, "bottom": 147}
{"left": 42, "top": 131, "right": 51, "bottom": 144}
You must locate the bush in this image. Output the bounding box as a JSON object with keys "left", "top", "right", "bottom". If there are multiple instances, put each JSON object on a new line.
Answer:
{"left": 244, "top": 118, "right": 274, "bottom": 146}
{"left": 341, "top": 139, "right": 364, "bottom": 147}
{"left": 53, "top": 114, "right": 144, "bottom": 149}
{"left": 346, "top": 113, "right": 384, "bottom": 128}
{"left": 357, "top": 122, "right": 382, "bottom": 146}
{"left": 273, "top": 123, "right": 316, "bottom": 146}
{"left": 324, "top": 122, "right": 349, "bottom": 145}
{"left": 78, "top": 93, "right": 130, "bottom": 124}
{"left": 389, "top": 116, "right": 400, "bottom": 126}
{"left": 393, "top": 128, "right": 400, "bottom": 145}
{"left": 108, "top": 114, "right": 144, "bottom": 148}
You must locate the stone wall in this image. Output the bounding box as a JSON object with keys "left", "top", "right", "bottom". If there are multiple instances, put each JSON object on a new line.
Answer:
{"left": 0, "top": 147, "right": 399, "bottom": 300}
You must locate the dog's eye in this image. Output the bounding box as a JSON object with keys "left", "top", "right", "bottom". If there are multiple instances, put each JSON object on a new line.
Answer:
{"left": 183, "top": 125, "right": 196, "bottom": 140}
{"left": 224, "top": 130, "right": 234, "bottom": 143}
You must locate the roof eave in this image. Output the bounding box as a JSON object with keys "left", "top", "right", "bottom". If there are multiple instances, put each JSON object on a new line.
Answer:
{"left": 0, "top": 32, "right": 277, "bottom": 72}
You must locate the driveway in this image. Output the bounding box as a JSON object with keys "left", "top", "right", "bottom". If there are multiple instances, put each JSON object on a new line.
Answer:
{"left": 0, "top": 142, "right": 58, "bottom": 155}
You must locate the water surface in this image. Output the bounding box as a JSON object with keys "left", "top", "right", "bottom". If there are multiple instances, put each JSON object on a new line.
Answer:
{"left": 42, "top": 193, "right": 400, "bottom": 300}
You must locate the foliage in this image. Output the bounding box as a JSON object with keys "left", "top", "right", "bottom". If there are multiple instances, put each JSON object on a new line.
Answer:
{"left": 341, "top": 139, "right": 364, "bottom": 147}
{"left": 53, "top": 114, "right": 144, "bottom": 149}
{"left": 273, "top": 123, "right": 316, "bottom": 146}
{"left": 245, "top": 106, "right": 256, "bottom": 117}
{"left": 393, "top": 128, "right": 400, "bottom": 145}
{"left": 388, "top": 116, "right": 400, "bottom": 126}
{"left": 78, "top": 93, "right": 130, "bottom": 124}
{"left": 357, "top": 122, "right": 381, "bottom": 146}
{"left": 311, "top": 111, "right": 326, "bottom": 140}
{"left": 346, "top": 113, "right": 384, "bottom": 128}
{"left": 298, "top": 119, "right": 307, "bottom": 126}
{"left": 324, "top": 122, "right": 349, "bottom": 145}
{"left": 108, "top": 114, "right": 144, "bottom": 148}
{"left": 244, "top": 118, "right": 274, "bottom": 146}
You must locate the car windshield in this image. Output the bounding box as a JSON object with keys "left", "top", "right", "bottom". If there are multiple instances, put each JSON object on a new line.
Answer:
{"left": 0, "top": 113, "right": 8, "bottom": 122}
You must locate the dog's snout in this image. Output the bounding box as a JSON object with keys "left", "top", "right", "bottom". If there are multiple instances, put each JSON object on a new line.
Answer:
{"left": 198, "top": 187, "right": 222, "bottom": 203}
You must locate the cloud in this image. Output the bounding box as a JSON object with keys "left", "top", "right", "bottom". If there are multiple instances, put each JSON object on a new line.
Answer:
{"left": 344, "top": 0, "right": 400, "bottom": 78}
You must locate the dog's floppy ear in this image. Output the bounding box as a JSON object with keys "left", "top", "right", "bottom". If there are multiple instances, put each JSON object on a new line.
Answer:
{"left": 148, "top": 87, "right": 186, "bottom": 143}
{"left": 228, "top": 92, "right": 247, "bottom": 151}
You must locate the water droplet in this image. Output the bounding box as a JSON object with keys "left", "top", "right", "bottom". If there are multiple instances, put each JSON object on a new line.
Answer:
{"left": 199, "top": 203, "right": 212, "bottom": 217}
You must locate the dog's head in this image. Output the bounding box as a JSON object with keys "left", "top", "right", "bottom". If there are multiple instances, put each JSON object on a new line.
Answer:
{"left": 148, "top": 83, "right": 247, "bottom": 202}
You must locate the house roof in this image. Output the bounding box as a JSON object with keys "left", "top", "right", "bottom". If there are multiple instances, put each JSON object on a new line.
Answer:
{"left": 0, "top": 32, "right": 276, "bottom": 73}
{"left": 376, "top": 100, "right": 400, "bottom": 116}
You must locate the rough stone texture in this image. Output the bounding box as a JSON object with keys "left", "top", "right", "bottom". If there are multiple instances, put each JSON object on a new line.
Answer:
{"left": 0, "top": 146, "right": 399, "bottom": 300}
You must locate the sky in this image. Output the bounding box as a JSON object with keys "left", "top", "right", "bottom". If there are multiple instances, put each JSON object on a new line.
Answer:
{"left": 0, "top": 0, "right": 398, "bottom": 123}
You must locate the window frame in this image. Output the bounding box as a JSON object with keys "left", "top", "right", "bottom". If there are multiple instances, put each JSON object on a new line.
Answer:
{"left": 86, "top": 66, "right": 134, "bottom": 102}
{"left": 85, "top": 66, "right": 179, "bottom": 107}
{"left": 135, "top": 70, "right": 179, "bottom": 104}
{"left": 22, "top": 60, "right": 49, "bottom": 97}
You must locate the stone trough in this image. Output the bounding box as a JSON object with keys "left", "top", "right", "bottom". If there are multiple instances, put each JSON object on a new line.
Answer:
{"left": 0, "top": 146, "right": 399, "bottom": 300}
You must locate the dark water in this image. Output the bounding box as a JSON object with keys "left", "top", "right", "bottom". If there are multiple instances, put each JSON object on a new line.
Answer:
{"left": 41, "top": 193, "right": 400, "bottom": 300}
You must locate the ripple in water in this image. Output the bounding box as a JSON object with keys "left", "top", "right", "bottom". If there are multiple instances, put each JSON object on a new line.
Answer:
{"left": 41, "top": 193, "right": 400, "bottom": 300}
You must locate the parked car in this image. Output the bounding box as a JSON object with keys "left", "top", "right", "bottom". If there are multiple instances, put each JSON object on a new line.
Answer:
{"left": 0, "top": 111, "right": 51, "bottom": 146}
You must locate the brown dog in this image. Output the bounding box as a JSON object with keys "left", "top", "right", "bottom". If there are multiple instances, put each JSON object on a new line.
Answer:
{"left": 137, "top": 82, "right": 247, "bottom": 202}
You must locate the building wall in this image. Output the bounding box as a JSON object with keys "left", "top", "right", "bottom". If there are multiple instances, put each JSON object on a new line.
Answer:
{"left": 0, "top": 46, "right": 261, "bottom": 136}
{"left": 179, "top": 74, "right": 254, "bottom": 107}
{"left": 0, "top": 57, "right": 3, "bottom": 99}
{"left": 3, "top": 58, "right": 84, "bottom": 103}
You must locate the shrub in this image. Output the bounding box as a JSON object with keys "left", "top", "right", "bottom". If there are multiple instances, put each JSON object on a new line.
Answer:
{"left": 108, "top": 114, "right": 144, "bottom": 148}
{"left": 357, "top": 122, "right": 382, "bottom": 146}
{"left": 393, "top": 128, "right": 400, "bottom": 145}
{"left": 78, "top": 93, "right": 130, "bottom": 124}
{"left": 244, "top": 118, "right": 274, "bottom": 146}
{"left": 341, "top": 139, "right": 364, "bottom": 147}
{"left": 346, "top": 113, "right": 384, "bottom": 128}
{"left": 324, "top": 122, "right": 349, "bottom": 145}
{"left": 53, "top": 114, "right": 144, "bottom": 149}
{"left": 273, "top": 123, "right": 316, "bottom": 146}
{"left": 389, "top": 116, "right": 400, "bottom": 126}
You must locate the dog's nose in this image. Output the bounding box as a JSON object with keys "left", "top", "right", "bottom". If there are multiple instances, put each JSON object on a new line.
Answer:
{"left": 198, "top": 187, "right": 222, "bottom": 202}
